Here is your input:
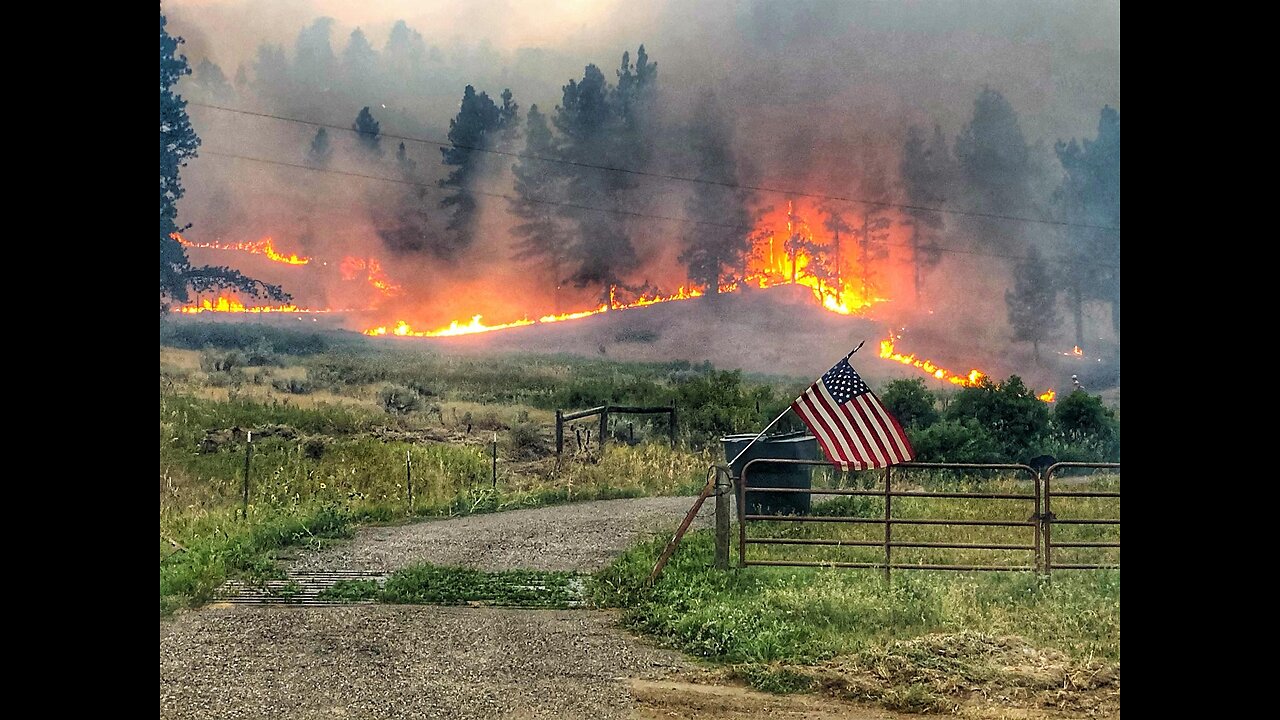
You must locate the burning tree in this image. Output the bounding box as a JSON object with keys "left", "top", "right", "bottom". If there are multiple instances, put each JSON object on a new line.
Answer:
{"left": 849, "top": 164, "right": 894, "bottom": 303}
{"left": 159, "top": 8, "right": 286, "bottom": 314}
{"left": 820, "top": 204, "right": 853, "bottom": 290}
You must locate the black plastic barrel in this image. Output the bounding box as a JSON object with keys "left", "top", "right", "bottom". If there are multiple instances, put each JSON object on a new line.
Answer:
{"left": 721, "top": 430, "right": 818, "bottom": 515}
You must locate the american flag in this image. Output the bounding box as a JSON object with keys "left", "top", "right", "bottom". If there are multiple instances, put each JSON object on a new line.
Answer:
{"left": 790, "top": 356, "right": 915, "bottom": 471}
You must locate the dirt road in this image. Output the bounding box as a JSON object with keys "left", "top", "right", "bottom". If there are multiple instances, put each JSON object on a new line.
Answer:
{"left": 159, "top": 496, "right": 927, "bottom": 719}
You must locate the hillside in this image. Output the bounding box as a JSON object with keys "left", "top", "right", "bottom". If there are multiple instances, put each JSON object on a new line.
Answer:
{"left": 177, "top": 285, "right": 1118, "bottom": 397}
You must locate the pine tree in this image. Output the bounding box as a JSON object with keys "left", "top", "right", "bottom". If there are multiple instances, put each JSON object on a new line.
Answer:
{"left": 509, "top": 105, "right": 570, "bottom": 306}
{"left": 342, "top": 28, "right": 378, "bottom": 91}
{"left": 955, "top": 87, "right": 1033, "bottom": 254}
{"left": 395, "top": 141, "right": 415, "bottom": 175}
{"left": 250, "top": 44, "right": 290, "bottom": 100}
{"left": 353, "top": 106, "right": 382, "bottom": 156}
{"left": 1055, "top": 106, "right": 1120, "bottom": 341}
{"left": 384, "top": 20, "right": 427, "bottom": 86}
{"left": 307, "top": 128, "right": 332, "bottom": 167}
{"left": 900, "top": 124, "right": 954, "bottom": 301}
{"left": 552, "top": 47, "right": 657, "bottom": 306}
{"left": 851, "top": 165, "right": 893, "bottom": 303}
{"left": 438, "top": 85, "right": 509, "bottom": 258}
{"left": 160, "top": 9, "right": 286, "bottom": 313}
{"left": 1005, "top": 246, "right": 1060, "bottom": 363}
{"left": 191, "top": 59, "right": 234, "bottom": 104}
{"left": 678, "top": 93, "right": 751, "bottom": 294}
{"left": 293, "top": 18, "right": 336, "bottom": 92}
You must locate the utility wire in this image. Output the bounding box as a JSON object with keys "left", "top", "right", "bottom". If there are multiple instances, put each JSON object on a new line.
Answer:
{"left": 190, "top": 101, "right": 1121, "bottom": 234}
{"left": 200, "top": 148, "right": 1120, "bottom": 271}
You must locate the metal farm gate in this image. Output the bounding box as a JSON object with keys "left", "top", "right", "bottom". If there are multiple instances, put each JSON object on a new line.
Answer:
{"left": 735, "top": 459, "right": 1119, "bottom": 577}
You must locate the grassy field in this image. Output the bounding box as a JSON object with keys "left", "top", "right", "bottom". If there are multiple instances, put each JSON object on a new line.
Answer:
{"left": 159, "top": 320, "right": 1119, "bottom": 715}
{"left": 592, "top": 471, "right": 1120, "bottom": 714}
{"left": 159, "top": 324, "right": 776, "bottom": 613}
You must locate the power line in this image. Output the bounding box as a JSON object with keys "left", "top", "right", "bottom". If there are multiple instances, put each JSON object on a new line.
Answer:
{"left": 202, "top": 149, "right": 748, "bottom": 229}
{"left": 199, "top": 148, "right": 1119, "bottom": 271}
{"left": 189, "top": 101, "right": 1121, "bottom": 234}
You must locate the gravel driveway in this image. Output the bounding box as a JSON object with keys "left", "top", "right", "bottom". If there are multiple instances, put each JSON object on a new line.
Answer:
{"left": 161, "top": 495, "right": 719, "bottom": 719}
{"left": 160, "top": 605, "right": 691, "bottom": 720}
{"left": 289, "top": 495, "right": 719, "bottom": 574}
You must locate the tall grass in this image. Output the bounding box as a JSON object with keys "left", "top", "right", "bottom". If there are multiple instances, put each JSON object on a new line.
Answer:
{"left": 593, "top": 472, "right": 1120, "bottom": 667}
{"left": 593, "top": 530, "right": 1119, "bottom": 664}
{"left": 159, "top": 376, "right": 717, "bottom": 613}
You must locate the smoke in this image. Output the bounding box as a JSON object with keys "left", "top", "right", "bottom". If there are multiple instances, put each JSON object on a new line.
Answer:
{"left": 165, "top": 0, "right": 1119, "bottom": 376}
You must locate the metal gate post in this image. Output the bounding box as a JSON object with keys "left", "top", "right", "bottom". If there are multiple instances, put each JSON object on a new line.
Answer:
{"left": 883, "top": 466, "right": 892, "bottom": 582}
{"left": 1034, "top": 466, "right": 1042, "bottom": 574}
{"left": 1043, "top": 470, "right": 1053, "bottom": 579}
{"left": 737, "top": 468, "right": 748, "bottom": 567}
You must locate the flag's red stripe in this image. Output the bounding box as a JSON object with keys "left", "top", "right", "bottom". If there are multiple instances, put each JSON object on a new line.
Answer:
{"left": 813, "top": 383, "right": 879, "bottom": 469}
{"left": 790, "top": 371, "right": 917, "bottom": 471}
{"left": 831, "top": 387, "right": 891, "bottom": 468}
{"left": 792, "top": 392, "right": 854, "bottom": 470}
{"left": 805, "top": 386, "right": 862, "bottom": 466}
{"left": 862, "top": 391, "right": 914, "bottom": 461}
{"left": 844, "top": 393, "right": 896, "bottom": 466}
{"left": 790, "top": 397, "right": 843, "bottom": 470}
{"left": 797, "top": 390, "right": 859, "bottom": 471}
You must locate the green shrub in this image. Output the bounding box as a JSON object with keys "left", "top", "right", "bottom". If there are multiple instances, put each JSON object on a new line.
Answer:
{"left": 272, "top": 377, "right": 313, "bottom": 394}
{"left": 879, "top": 378, "right": 939, "bottom": 429}
{"left": 302, "top": 437, "right": 327, "bottom": 460}
{"left": 910, "top": 419, "right": 1003, "bottom": 463}
{"left": 200, "top": 349, "right": 247, "bottom": 372}
{"left": 504, "top": 421, "right": 545, "bottom": 459}
{"left": 1052, "top": 390, "right": 1118, "bottom": 442}
{"left": 160, "top": 321, "right": 332, "bottom": 354}
{"left": 615, "top": 327, "right": 659, "bottom": 343}
{"left": 379, "top": 384, "right": 423, "bottom": 415}
{"left": 944, "top": 376, "right": 1049, "bottom": 459}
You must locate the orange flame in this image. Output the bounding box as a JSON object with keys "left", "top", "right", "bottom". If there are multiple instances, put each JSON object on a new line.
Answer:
{"left": 733, "top": 201, "right": 885, "bottom": 314}
{"left": 171, "top": 232, "right": 309, "bottom": 265}
{"left": 1073, "top": 346, "right": 1083, "bottom": 356}
{"left": 879, "top": 330, "right": 1055, "bottom": 402}
{"left": 363, "top": 199, "right": 891, "bottom": 337}
{"left": 879, "top": 330, "right": 987, "bottom": 387}
{"left": 365, "top": 286, "right": 711, "bottom": 338}
{"left": 172, "top": 292, "right": 348, "bottom": 314}
{"left": 340, "top": 257, "right": 401, "bottom": 296}
{"left": 176, "top": 293, "right": 300, "bottom": 314}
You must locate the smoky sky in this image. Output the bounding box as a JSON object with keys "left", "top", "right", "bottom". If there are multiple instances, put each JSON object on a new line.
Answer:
{"left": 164, "top": 0, "right": 1118, "bottom": 349}
{"left": 168, "top": 0, "right": 1117, "bottom": 138}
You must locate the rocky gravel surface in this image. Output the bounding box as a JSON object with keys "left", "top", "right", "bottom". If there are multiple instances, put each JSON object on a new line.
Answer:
{"left": 161, "top": 495, "right": 720, "bottom": 719}
{"left": 160, "top": 604, "right": 692, "bottom": 720}
{"left": 288, "top": 495, "right": 719, "bottom": 574}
